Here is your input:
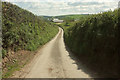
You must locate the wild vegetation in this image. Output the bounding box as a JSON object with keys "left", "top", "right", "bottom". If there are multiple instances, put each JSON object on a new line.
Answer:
{"left": 59, "top": 9, "right": 120, "bottom": 77}
{"left": 2, "top": 2, "right": 58, "bottom": 58}
{"left": 2, "top": 2, "right": 58, "bottom": 78}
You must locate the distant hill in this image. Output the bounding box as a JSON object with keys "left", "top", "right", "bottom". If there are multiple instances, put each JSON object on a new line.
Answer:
{"left": 53, "top": 14, "right": 89, "bottom": 23}
{"left": 54, "top": 14, "right": 89, "bottom": 20}
{"left": 41, "top": 14, "right": 89, "bottom": 22}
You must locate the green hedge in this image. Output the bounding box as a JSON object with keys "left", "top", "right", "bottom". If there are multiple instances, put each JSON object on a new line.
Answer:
{"left": 61, "top": 9, "right": 120, "bottom": 77}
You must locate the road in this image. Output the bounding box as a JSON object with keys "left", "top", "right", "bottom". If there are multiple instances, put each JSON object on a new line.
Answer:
{"left": 13, "top": 27, "right": 90, "bottom": 78}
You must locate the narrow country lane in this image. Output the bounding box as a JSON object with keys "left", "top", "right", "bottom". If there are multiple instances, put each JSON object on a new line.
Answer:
{"left": 12, "top": 27, "right": 90, "bottom": 78}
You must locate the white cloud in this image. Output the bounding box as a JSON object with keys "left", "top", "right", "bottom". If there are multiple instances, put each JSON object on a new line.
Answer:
{"left": 2, "top": 0, "right": 119, "bottom": 16}
{"left": 2, "top": 0, "right": 119, "bottom": 2}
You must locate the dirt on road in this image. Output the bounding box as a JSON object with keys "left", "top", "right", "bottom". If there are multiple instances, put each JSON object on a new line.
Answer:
{"left": 12, "top": 27, "right": 90, "bottom": 78}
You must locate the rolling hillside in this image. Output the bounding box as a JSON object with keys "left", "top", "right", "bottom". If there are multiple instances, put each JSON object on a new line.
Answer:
{"left": 55, "top": 14, "right": 89, "bottom": 22}
{"left": 41, "top": 14, "right": 89, "bottom": 22}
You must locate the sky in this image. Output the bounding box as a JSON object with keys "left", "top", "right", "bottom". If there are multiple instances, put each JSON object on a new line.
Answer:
{"left": 2, "top": 0, "right": 120, "bottom": 16}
